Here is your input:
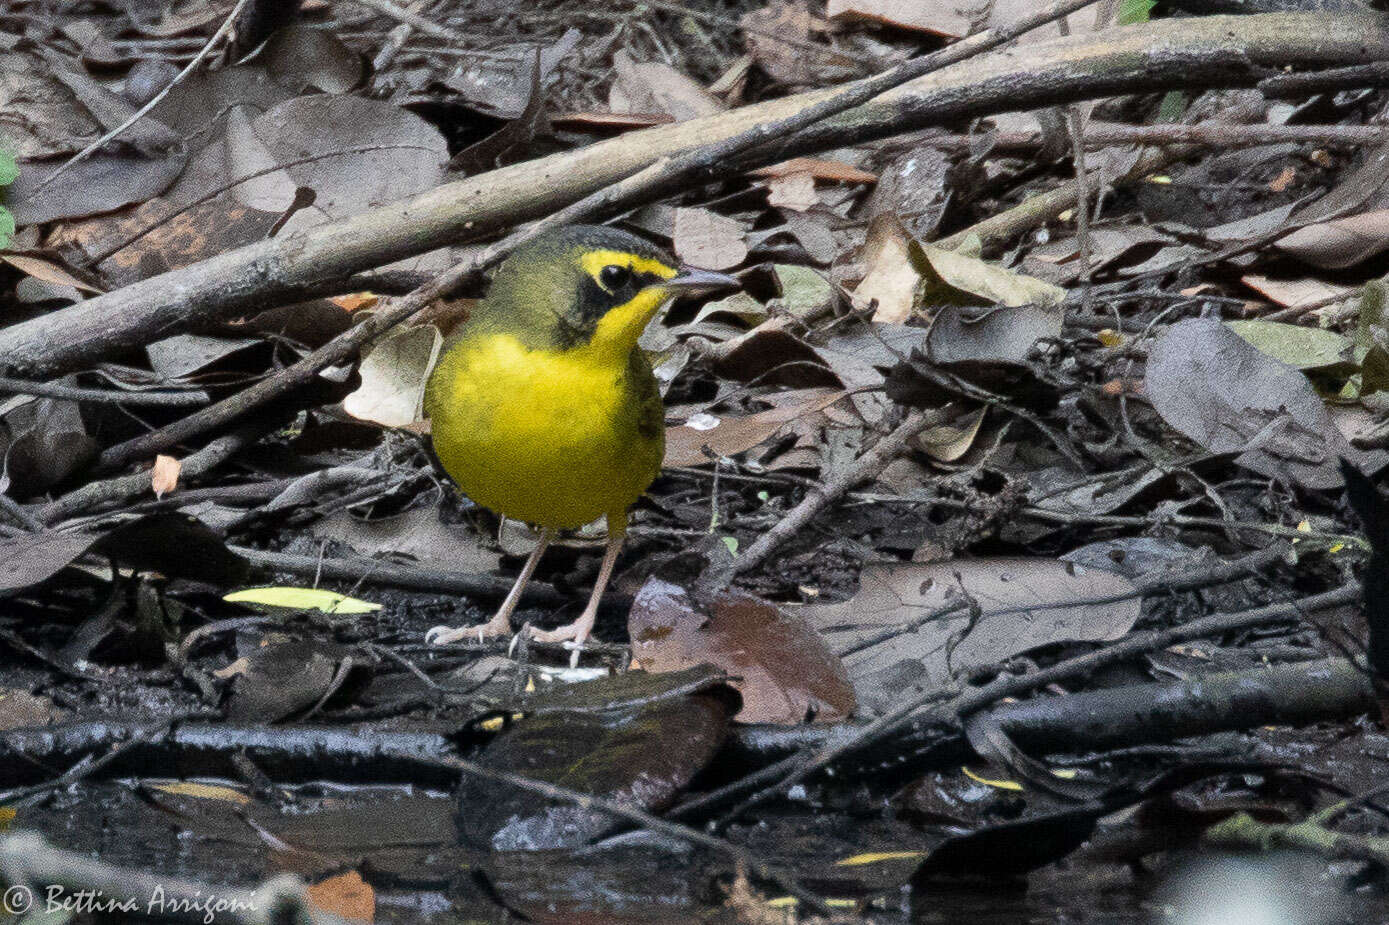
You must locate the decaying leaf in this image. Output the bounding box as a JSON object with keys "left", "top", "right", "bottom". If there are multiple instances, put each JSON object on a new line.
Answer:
{"left": 610, "top": 49, "right": 723, "bottom": 122}
{"left": 664, "top": 388, "right": 845, "bottom": 467}
{"left": 765, "top": 171, "right": 819, "bottom": 211}
{"left": 223, "top": 637, "right": 352, "bottom": 723}
{"left": 1225, "top": 320, "right": 1354, "bottom": 374}
{"left": 1145, "top": 317, "right": 1384, "bottom": 489}
{"left": 918, "top": 244, "right": 1065, "bottom": 309}
{"left": 801, "top": 558, "right": 1141, "bottom": 713}
{"left": 458, "top": 670, "right": 737, "bottom": 850}
{"left": 855, "top": 213, "right": 924, "bottom": 324}
{"left": 629, "top": 577, "right": 856, "bottom": 723}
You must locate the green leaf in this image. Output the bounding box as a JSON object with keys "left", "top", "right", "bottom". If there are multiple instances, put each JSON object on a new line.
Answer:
{"left": 0, "top": 148, "right": 16, "bottom": 188}
{"left": 1156, "top": 91, "right": 1188, "bottom": 123}
{"left": 224, "top": 586, "right": 381, "bottom": 614}
{"left": 1363, "top": 344, "right": 1389, "bottom": 395}
{"left": 773, "top": 264, "right": 834, "bottom": 319}
{"left": 1225, "top": 319, "right": 1354, "bottom": 373}
{"left": 1118, "top": 0, "right": 1155, "bottom": 25}
{"left": 0, "top": 206, "right": 12, "bottom": 250}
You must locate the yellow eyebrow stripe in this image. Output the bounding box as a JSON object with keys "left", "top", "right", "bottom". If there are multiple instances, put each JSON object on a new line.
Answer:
{"left": 579, "top": 249, "right": 677, "bottom": 285}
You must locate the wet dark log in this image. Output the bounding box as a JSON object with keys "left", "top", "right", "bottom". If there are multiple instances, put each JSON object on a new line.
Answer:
{"left": 0, "top": 722, "right": 458, "bottom": 791}
{"left": 0, "top": 660, "right": 1371, "bottom": 795}
{"left": 728, "top": 657, "right": 1374, "bottom": 767}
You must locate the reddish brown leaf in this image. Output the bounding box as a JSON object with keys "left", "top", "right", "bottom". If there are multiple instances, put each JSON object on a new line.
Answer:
{"left": 307, "top": 871, "right": 374, "bottom": 923}
{"left": 751, "top": 157, "right": 878, "bottom": 184}
{"left": 629, "top": 577, "right": 856, "bottom": 724}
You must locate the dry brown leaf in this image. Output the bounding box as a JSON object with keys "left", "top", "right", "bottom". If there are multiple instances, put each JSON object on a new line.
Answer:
{"left": 330, "top": 292, "right": 379, "bottom": 312}
{"left": 0, "top": 253, "right": 103, "bottom": 292}
{"left": 1277, "top": 209, "right": 1389, "bottom": 269}
{"left": 826, "top": 0, "right": 970, "bottom": 37}
{"left": 341, "top": 324, "right": 442, "bottom": 427}
{"left": 551, "top": 111, "right": 675, "bottom": 131}
{"left": 752, "top": 157, "right": 878, "bottom": 184}
{"left": 629, "top": 577, "right": 856, "bottom": 724}
{"left": 916, "top": 406, "right": 987, "bottom": 463}
{"left": 664, "top": 388, "right": 845, "bottom": 466}
{"left": 150, "top": 454, "right": 181, "bottom": 499}
{"left": 765, "top": 171, "right": 819, "bottom": 211}
{"left": 610, "top": 50, "right": 722, "bottom": 123}
{"left": 307, "top": 871, "right": 375, "bottom": 923}
{"left": 673, "top": 207, "right": 748, "bottom": 271}
{"left": 1240, "top": 274, "right": 1354, "bottom": 310}
{"left": 740, "top": 1, "right": 858, "bottom": 85}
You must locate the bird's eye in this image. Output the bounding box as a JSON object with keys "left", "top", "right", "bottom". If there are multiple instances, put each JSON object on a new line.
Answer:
{"left": 599, "top": 264, "right": 632, "bottom": 291}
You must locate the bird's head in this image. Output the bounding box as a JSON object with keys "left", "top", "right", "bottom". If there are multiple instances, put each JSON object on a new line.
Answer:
{"left": 484, "top": 225, "right": 739, "bottom": 358}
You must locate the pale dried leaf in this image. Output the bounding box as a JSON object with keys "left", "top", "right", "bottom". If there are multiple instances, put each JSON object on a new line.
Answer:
{"left": 664, "top": 388, "right": 845, "bottom": 466}
{"left": 826, "top": 0, "right": 970, "bottom": 37}
{"left": 855, "top": 213, "right": 921, "bottom": 324}
{"left": 342, "top": 324, "right": 442, "bottom": 427}
{"left": 610, "top": 50, "right": 722, "bottom": 122}
{"left": 802, "top": 558, "right": 1140, "bottom": 713}
{"left": 150, "top": 454, "right": 181, "bottom": 499}
{"left": 765, "top": 171, "right": 819, "bottom": 211}
{"left": 672, "top": 207, "right": 748, "bottom": 271}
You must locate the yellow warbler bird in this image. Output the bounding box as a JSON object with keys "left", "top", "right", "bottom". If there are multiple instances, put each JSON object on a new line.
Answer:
{"left": 423, "top": 225, "right": 738, "bottom": 653}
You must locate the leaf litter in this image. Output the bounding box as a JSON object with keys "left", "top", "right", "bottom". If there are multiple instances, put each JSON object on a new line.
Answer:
{"left": 5, "top": 2, "right": 1389, "bottom": 922}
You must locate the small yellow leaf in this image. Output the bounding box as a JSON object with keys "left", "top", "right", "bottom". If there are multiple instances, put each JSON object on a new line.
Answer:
{"left": 962, "top": 766, "right": 1023, "bottom": 791}
{"left": 836, "top": 850, "right": 928, "bottom": 867}
{"left": 766, "top": 897, "right": 859, "bottom": 909}
{"left": 1096, "top": 328, "right": 1124, "bottom": 348}
{"left": 224, "top": 587, "right": 381, "bottom": 614}
{"left": 149, "top": 782, "right": 250, "bottom": 804}
{"left": 0, "top": 807, "right": 15, "bottom": 831}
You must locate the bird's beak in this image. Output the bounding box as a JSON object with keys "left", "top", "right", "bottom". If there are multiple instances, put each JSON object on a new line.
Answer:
{"left": 656, "top": 267, "right": 741, "bottom": 296}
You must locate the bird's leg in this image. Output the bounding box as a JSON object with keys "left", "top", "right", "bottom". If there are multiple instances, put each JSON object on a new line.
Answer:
{"left": 529, "top": 512, "right": 626, "bottom": 665}
{"left": 425, "top": 526, "right": 554, "bottom": 645}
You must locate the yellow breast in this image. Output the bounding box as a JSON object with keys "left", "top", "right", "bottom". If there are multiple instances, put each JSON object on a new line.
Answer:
{"left": 425, "top": 333, "right": 664, "bottom": 530}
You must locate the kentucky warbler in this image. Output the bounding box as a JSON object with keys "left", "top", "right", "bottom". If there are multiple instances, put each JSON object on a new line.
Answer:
{"left": 423, "top": 225, "right": 738, "bottom": 653}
